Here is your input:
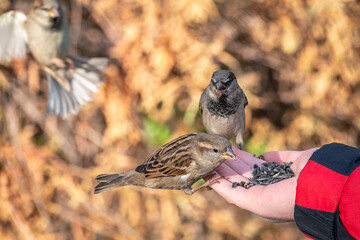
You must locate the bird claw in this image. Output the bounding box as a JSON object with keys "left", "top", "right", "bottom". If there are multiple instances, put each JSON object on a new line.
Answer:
{"left": 65, "top": 58, "right": 75, "bottom": 75}
{"left": 190, "top": 175, "right": 223, "bottom": 194}
{"left": 184, "top": 188, "right": 194, "bottom": 195}
{"left": 51, "top": 57, "right": 66, "bottom": 68}
{"left": 51, "top": 57, "right": 75, "bottom": 75}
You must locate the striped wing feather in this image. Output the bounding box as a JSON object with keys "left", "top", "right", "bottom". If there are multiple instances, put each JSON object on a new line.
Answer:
{"left": 135, "top": 133, "right": 197, "bottom": 178}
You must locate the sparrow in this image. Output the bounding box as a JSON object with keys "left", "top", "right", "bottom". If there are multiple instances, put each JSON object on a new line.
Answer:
{"left": 0, "top": 0, "right": 109, "bottom": 118}
{"left": 199, "top": 70, "right": 248, "bottom": 149}
{"left": 94, "top": 132, "right": 236, "bottom": 195}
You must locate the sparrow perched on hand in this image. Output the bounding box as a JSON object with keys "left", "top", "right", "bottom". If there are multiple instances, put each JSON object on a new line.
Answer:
{"left": 199, "top": 70, "right": 248, "bottom": 149}
{"left": 94, "top": 133, "right": 235, "bottom": 195}
{"left": 0, "top": 0, "right": 109, "bottom": 118}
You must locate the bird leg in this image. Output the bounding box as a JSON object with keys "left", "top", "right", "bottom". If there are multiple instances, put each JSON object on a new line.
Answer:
{"left": 51, "top": 57, "right": 66, "bottom": 68}
{"left": 65, "top": 58, "right": 75, "bottom": 75}
{"left": 51, "top": 57, "right": 75, "bottom": 75}
{"left": 184, "top": 175, "right": 223, "bottom": 195}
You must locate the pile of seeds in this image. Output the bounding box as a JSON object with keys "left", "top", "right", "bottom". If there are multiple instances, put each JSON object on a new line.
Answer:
{"left": 232, "top": 162, "right": 295, "bottom": 189}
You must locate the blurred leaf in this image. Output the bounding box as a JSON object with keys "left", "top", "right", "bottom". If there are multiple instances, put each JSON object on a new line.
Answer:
{"left": 33, "top": 135, "right": 46, "bottom": 146}
{"left": 192, "top": 178, "right": 206, "bottom": 187}
{"left": 143, "top": 117, "right": 172, "bottom": 146}
{"left": 244, "top": 138, "right": 268, "bottom": 156}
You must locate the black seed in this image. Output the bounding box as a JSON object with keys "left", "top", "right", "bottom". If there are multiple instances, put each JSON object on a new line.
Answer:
{"left": 253, "top": 172, "right": 261, "bottom": 178}
{"left": 273, "top": 172, "right": 280, "bottom": 178}
{"left": 249, "top": 179, "right": 259, "bottom": 185}
{"left": 262, "top": 162, "right": 271, "bottom": 167}
{"left": 286, "top": 162, "right": 293, "bottom": 167}
{"left": 260, "top": 179, "right": 271, "bottom": 185}
{"left": 269, "top": 164, "right": 277, "bottom": 170}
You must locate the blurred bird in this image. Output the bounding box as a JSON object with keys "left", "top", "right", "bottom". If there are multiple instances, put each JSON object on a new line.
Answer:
{"left": 0, "top": 0, "right": 109, "bottom": 118}
{"left": 94, "top": 133, "right": 235, "bottom": 195}
{"left": 199, "top": 70, "right": 248, "bottom": 149}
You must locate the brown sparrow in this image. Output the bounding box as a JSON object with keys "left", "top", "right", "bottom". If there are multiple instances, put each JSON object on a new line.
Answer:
{"left": 199, "top": 70, "right": 248, "bottom": 149}
{"left": 0, "top": 0, "right": 109, "bottom": 118}
{"left": 94, "top": 133, "right": 236, "bottom": 195}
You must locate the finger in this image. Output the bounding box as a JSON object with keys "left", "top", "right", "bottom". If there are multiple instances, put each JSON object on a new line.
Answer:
{"left": 215, "top": 163, "right": 250, "bottom": 184}
{"left": 210, "top": 170, "right": 272, "bottom": 215}
{"left": 232, "top": 146, "right": 265, "bottom": 167}
{"left": 262, "top": 151, "right": 295, "bottom": 164}
{"left": 212, "top": 175, "right": 297, "bottom": 220}
{"left": 262, "top": 148, "right": 319, "bottom": 165}
{"left": 223, "top": 159, "right": 253, "bottom": 179}
{"left": 209, "top": 170, "right": 251, "bottom": 205}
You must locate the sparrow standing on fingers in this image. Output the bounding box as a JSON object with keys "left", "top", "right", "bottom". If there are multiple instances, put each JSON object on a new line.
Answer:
{"left": 94, "top": 133, "right": 236, "bottom": 195}
{"left": 199, "top": 70, "right": 248, "bottom": 149}
{"left": 0, "top": 0, "right": 109, "bottom": 118}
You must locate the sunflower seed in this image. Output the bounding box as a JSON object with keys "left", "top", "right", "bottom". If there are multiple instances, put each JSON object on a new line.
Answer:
{"left": 240, "top": 161, "right": 295, "bottom": 189}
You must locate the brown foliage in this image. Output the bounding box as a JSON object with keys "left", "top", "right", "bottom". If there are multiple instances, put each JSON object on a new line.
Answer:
{"left": 0, "top": 0, "right": 359, "bottom": 239}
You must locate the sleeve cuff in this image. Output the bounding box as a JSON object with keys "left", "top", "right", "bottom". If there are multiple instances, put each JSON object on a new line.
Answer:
{"left": 294, "top": 143, "right": 360, "bottom": 239}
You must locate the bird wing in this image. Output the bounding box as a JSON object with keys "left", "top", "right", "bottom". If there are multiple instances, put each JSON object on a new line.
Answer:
{"left": 243, "top": 91, "right": 248, "bottom": 107}
{"left": 199, "top": 90, "right": 207, "bottom": 115}
{"left": 0, "top": 11, "right": 28, "bottom": 64}
{"left": 135, "top": 133, "right": 197, "bottom": 178}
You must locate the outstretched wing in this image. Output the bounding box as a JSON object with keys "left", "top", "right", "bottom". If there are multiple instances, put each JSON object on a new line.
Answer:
{"left": 0, "top": 11, "right": 28, "bottom": 64}
{"left": 135, "top": 133, "right": 197, "bottom": 178}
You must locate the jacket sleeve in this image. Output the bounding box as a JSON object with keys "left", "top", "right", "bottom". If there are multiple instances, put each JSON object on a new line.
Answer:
{"left": 294, "top": 143, "right": 360, "bottom": 240}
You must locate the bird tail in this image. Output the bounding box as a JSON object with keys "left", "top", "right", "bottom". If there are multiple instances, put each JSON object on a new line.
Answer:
{"left": 46, "top": 54, "right": 109, "bottom": 118}
{"left": 94, "top": 173, "right": 130, "bottom": 194}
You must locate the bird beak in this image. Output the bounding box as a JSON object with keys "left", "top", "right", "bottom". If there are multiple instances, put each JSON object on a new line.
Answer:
{"left": 214, "top": 82, "right": 227, "bottom": 98}
{"left": 48, "top": 8, "right": 60, "bottom": 18}
{"left": 222, "top": 147, "right": 236, "bottom": 160}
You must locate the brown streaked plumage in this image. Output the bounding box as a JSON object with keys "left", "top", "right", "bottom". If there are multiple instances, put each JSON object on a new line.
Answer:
{"left": 199, "top": 70, "right": 248, "bottom": 149}
{"left": 94, "top": 133, "right": 235, "bottom": 195}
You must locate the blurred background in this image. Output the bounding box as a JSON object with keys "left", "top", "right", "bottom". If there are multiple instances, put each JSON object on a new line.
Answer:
{"left": 0, "top": 0, "right": 359, "bottom": 239}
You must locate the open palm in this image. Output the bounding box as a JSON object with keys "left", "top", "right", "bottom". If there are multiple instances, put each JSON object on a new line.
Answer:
{"left": 209, "top": 146, "right": 318, "bottom": 222}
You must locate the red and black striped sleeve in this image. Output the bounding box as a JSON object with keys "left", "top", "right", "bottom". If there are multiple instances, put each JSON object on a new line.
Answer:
{"left": 295, "top": 143, "right": 360, "bottom": 239}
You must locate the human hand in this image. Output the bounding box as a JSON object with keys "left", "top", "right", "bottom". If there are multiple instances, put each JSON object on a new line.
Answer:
{"left": 209, "top": 146, "right": 318, "bottom": 222}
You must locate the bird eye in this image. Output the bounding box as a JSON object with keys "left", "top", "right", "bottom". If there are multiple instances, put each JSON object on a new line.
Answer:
{"left": 213, "top": 148, "right": 218, "bottom": 153}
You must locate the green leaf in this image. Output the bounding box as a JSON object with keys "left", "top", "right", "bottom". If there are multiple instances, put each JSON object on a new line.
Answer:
{"left": 192, "top": 178, "right": 205, "bottom": 187}
{"left": 143, "top": 117, "right": 172, "bottom": 146}
{"left": 244, "top": 138, "right": 268, "bottom": 156}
